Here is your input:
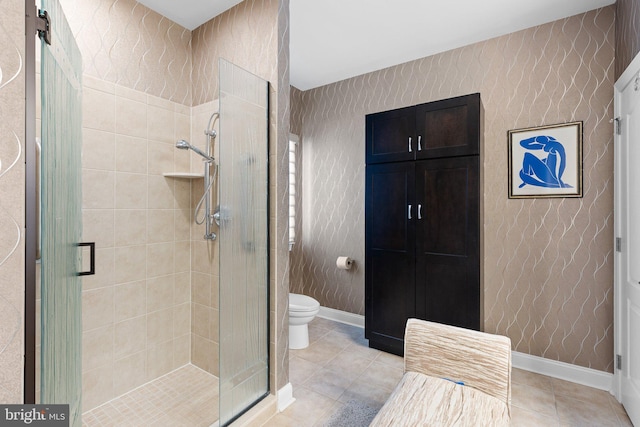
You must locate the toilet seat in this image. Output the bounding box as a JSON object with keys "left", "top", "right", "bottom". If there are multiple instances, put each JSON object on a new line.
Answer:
{"left": 290, "top": 293, "right": 320, "bottom": 312}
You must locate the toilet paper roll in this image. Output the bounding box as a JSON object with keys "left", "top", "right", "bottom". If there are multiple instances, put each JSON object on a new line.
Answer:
{"left": 336, "top": 256, "right": 353, "bottom": 270}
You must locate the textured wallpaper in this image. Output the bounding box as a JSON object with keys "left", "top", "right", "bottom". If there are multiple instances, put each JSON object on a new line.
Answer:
{"left": 192, "top": 0, "right": 281, "bottom": 106}
{"left": 59, "top": 0, "right": 192, "bottom": 105}
{"left": 0, "top": 0, "right": 25, "bottom": 403}
{"left": 290, "top": 7, "right": 616, "bottom": 373}
{"left": 616, "top": 0, "right": 640, "bottom": 79}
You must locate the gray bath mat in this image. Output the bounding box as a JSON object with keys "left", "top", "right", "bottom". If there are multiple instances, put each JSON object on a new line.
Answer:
{"left": 324, "top": 399, "right": 379, "bottom": 427}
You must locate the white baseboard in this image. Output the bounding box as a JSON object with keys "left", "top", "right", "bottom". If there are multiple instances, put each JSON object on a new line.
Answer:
{"left": 317, "top": 306, "right": 364, "bottom": 328}
{"left": 277, "top": 382, "right": 295, "bottom": 412}
{"left": 511, "top": 351, "right": 613, "bottom": 392}
{"left": 316, "top": 305, "right": 614, "bottom": 393}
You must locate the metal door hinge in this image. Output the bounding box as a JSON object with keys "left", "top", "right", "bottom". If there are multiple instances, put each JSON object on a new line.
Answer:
{"left": 616, "top": 237, "right": 622, "bottom": 252}
{"left": 35, "top": 7, "right": 51, "bottom": 45}
{"left": 614, "top": 117, "right": 622, "bottom": 135}
{"left": 616, "top": 354, "right": 622, "bottom": 370}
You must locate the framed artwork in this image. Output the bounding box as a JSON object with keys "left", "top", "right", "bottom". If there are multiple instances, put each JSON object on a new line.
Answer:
{"left": 508, "top": 121, "right": 583, "bottom": 199}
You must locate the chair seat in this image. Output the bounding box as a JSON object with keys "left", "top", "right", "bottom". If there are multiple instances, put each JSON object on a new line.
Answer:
{"left": 370, "top": 371, "right": 510, "bottom": 427}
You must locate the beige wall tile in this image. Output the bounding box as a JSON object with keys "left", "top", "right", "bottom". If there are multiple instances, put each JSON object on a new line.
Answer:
{"left": 115, "top": 172, "right": 147, "bottom": 209}
{"left": 173, "top": 148, "right": 191, "bottom": 173}
{"left": 147, "top": 175, "right": 174, "bottom": 209}
{"left": 146, "top": 339, "right": 173, "bottom": 380}
{"left": 82, "top": 365, "right": 114, "bottom": 413}
{"left": 115, "top": 134, "right": 147, "bottom": 174}
{"left": 147, "top": 275, "right": 174, "bottom": 313}
{"left": 173, "top": 335, "right": 190, "bottom": 368}
{"left": 148, "top": 141, "right": 175, "bottom": 176}
{"left": 147, "top": 242, "right": 175, "bottom": 277}
{"left": 114, "top": 245, "right": 147, "bottom": 284}
{"left": 173, "top": 179, "right": 191, "bottom": 209}
{"left": 84, "top": 75, "right": 116, "bottom": 94}
{"left": 82, "top": 325, "right": 114, "bottom": 372}
{"left": 114, "top": 316, "right": 147, "bottom": 359}
{"left": 191, "top": 333, "right": 216, "bottom": 374}
{"left": 82, "top": 169, "right": 115, "bottom": 209}
{"left": 116, "top": 96, "right": 147, "bottom": 138}
{"left": 113, "top": 351, "right": 146, "bottom": 396}
{"left": 83, "top": 87, "right": 116, "bottom": 132}
{"left": 82, "top": 248, "right": 115, "bottom": 290}
{"left": 82, "top": 209, "right": 115, "bottom": 249}
{"left": 148, "top": 105, "right": 175, "bottom": 145}
{"left": 173, "top": 302, "right": 190, "bottom": 338}
{"left": 147, "top": 308, "right": 173, "bottom": 345}
{"left": 191, "top": 272, "right": 211, "bottom": 306}
{"left": 114, "top": 209, "right": 147, "bottom": 246}
{"left": 147, "top": 209, "right": 175, "bottom": 244}
{"left": 115, "top": 85, "right": 147, "bottom": 103}
{"left": 192, "top": 302, "right": 210, "bottom": 339}
{"left": 83, "top": 128, "right": 116, "bottom": 171}
{"left": 174, "top": 271, "right": 190, "bottom": 303}
{"left": 114, "top": 280, "right": 146, "bottom": 322}
{"left": 174, "top": 242, "right": 191, "bottom": 275}
{"left": 82, "top": 287, "right": 114, "bottom": 331}
{"left": 174, "top": 208, "right": 191, "bottom": 242}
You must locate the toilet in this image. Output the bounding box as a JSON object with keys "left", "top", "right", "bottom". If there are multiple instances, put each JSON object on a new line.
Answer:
{"left": 289, "top": 293, "right": 320, "bottom": 349}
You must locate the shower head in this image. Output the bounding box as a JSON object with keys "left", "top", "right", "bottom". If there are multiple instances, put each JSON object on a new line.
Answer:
{"left": 176, "top": 139, "right": 214, "bottom": 162}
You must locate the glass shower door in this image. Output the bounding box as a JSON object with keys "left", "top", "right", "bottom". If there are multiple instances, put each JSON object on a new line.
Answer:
{"left": 39, "top": 0, "right": 83, "bottom": 425}
{"left": 218, "top": 59, "right": 270, "bottom": 426}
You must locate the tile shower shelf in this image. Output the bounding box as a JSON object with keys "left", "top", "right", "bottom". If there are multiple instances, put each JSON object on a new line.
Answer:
{"left": 162, "top": 172, "right": 204, "bottom": 179}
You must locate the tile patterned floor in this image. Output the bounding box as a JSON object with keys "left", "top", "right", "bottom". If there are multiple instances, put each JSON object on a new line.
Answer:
{"left": 82, "top": 364, "right": 219, "bottom": 427}
{"left": 79, "top": 318, "right": 633, "bottom": 426}
{"left": 264, "top": 317, "right": 633, "bottom": 427}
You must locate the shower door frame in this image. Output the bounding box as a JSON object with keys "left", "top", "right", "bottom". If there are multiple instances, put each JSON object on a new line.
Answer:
{"left": 24, "top": 0, "right": 40, "bottom": 403}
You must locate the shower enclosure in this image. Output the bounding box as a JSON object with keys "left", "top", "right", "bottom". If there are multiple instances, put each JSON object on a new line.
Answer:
{"left": 30, "top": 0, "right": 271, "bottom": 422}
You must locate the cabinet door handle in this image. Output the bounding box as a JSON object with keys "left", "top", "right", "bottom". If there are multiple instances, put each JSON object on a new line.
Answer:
{"left": 418, "top": 204, "right": 422, "bottom": 220}
{"left": 408, "top": 137, "right": 412, "bottom": 153}
{"left": 408, "top": 204, "right": 412, "bottom": 220}
{"left": 418, "top": 135, "right": 422, "bottom": 151}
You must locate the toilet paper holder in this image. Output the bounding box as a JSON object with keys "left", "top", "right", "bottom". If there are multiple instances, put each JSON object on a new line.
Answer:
{"left": 336, "top": 256, "right": 353, "bottom": 270}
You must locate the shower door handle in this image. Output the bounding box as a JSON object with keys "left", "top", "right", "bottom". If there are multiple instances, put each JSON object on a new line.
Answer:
{"left": 77, "top": 242, "right": 95, "bottom": 276}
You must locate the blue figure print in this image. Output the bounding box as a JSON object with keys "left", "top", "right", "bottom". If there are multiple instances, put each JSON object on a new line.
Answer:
{"left": 518, "top": 135, "right": 573, "bottom": 189}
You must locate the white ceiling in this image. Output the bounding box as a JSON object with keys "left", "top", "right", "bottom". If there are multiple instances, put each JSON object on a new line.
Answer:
{"left": 138, "top": 0, "right": 616, "bottom": 91}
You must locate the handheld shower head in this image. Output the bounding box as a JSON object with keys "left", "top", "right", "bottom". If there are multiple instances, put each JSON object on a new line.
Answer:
{"left": 175, "top": 139, "right": 214, "bottom": 162}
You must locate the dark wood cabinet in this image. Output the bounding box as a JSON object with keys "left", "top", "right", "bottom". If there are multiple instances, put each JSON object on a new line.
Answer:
{"left": 365, "top": 94, "right": 482, "bottom": 356}
{"left": 366, "top": 93, "right": 480, "bottom": 164}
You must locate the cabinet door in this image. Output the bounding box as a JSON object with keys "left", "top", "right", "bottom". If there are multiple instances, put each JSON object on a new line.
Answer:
{"left": 415, "top": 93, "right": 480, "bottom": 159}
{"left": 366, "top": 106, "right": 416, "bottom": 164}
{"left": 365, "top": 162, "right": 416, "bottom": 355}
{"left": 414, "top": 157, "right": 480, "bottom": 330}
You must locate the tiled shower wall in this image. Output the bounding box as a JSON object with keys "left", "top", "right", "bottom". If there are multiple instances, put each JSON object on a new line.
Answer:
{"left": 75, "top": 77, "right": 193, "bottom": 411}
{"left": 0, "top": 0, "right": 25, "bottom": 404}
{"left": 290, "top": 7, "right": 616, "bottom": 373}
